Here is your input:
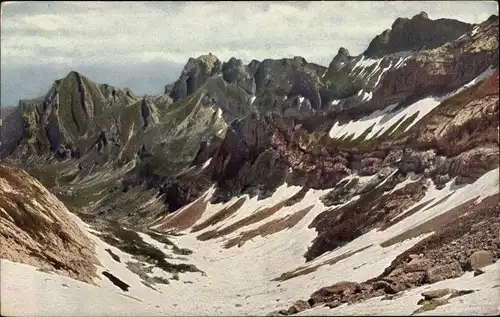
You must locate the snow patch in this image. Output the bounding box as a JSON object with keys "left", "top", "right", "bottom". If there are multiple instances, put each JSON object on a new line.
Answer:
{"left": 395, "top": 56, "right": 411, "bottom": 69}
{"left": 352, "top": 56, "right": 377, "bottom": 70}
{"left": 373, "top": 61, "right": 393, "bottom": 87}
{"left": 471, "top": 26, "right": 480, "bottom": 37}
{"left": 385, "top": 168, "right": 499, "bottom": 240}
{"left": 214, "top": 108, "right": 223, "bottom": 119}
{"left": 362, "top": 91, "right": 373, "bottom": 102}
{"left": 202, "top": 158, "right": 212, "bottom": 169}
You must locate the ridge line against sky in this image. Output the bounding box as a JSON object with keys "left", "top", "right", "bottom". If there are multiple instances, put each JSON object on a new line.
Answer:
{"left": 1, "top": 1, "right": 498, "bottom": 107}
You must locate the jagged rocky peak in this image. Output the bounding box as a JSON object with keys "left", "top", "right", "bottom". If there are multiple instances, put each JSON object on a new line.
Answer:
{"left": 487, "top": 14, "right": 499, "bottom": 22}
{"left": 414, "top": 11, "right": 429, "bottom": 20}
{"left": 63, "top": 70, "right": 81, "bottom": 79}
{"left": 187, "top": 53, "right": 221, "bottom": 75}
{"left": 291, "top": 56, "right": 308, "bottom": 65}
{"left": 252, "top": 57, "right": 324, "bottom": 96}
{"left": 337, "top": 47, "right": 351, "bottom": 57}
{"left": 55, "top": 70, "right": 138, "bottom": 103}
{"left": 328, "top": 47, "right": 353, "bottom": 72}
{"left": 332, "top": 47, "right": 351, "bottom": 65}
{"left": 364, "top": 11, "right": 473, "bottom": 57}
{"left": 224, "top": 57, "right": 244, "bottom": 68}
{"left": 247, "top": 59, "right": 262, "bottom": 76}
{"left": 222, "top": 57, "right": 246, "bottom": 80}
{"left": 221, "top": 57, "right": 255, "bottom": 95}
{"left": 53, "top": 70, "right": 83, "bottom": 89}
{"left": 54, "top": 70, "right": 93, "bottom": 91}
{"left": 168, "top": 53, "right": 222, "bottom": 101}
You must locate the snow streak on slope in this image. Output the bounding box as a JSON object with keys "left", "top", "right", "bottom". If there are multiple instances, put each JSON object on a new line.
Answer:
{"left": 182, "top": 183, "right": 303, "bottom": 236}
{"left": 329, "top": 67, "right": 497, "bottom": 140}
{"left": 202, "top": 158, "right": 212, "bottom": 169}
{"left": 380, "top": 168, "right": 499, "bottom": 241}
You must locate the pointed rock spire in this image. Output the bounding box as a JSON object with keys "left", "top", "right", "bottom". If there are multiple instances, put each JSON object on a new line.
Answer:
{"left": 414, "top": 11, "right": 429, "bottom": 20}
{"left": 337, "top": 47, "right": 351, "bottom": 57}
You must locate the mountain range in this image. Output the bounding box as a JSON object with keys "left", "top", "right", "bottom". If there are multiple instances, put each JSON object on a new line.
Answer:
{"left": 1, "top": 12, "right": 499, "bottom": 316}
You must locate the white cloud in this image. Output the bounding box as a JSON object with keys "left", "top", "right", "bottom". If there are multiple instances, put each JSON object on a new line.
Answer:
{"left": 0, "top": 1, "right": 498, "bottom": 105}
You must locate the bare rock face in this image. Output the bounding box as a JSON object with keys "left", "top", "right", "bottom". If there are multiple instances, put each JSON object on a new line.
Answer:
{"left": 0, "top": 165, "right": 98, "bottom": 283}
{"left": 372, "top": 280, "right": 402, "bottom": 294}
{"left": 0, "top": 106, "right": 24, "bottom": 157}
{"left": 221, "top": 57, "right": 256, "bottom": 95}
{"left": 169, "top": 53, "right": 222, "bottom": 100}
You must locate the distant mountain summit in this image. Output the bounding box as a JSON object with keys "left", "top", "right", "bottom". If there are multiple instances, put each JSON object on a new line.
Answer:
{"left": 364, "top": 11, "right": 472, "bottom": 57}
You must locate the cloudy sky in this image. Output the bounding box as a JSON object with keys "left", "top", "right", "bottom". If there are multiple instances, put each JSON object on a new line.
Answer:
{"left": 1, "top": 1, "right": 498, "bottom": 106}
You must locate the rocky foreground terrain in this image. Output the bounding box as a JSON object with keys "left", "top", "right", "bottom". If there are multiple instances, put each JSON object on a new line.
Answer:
{"left": 1, "top": 12, "right": 499, "bottom": 316}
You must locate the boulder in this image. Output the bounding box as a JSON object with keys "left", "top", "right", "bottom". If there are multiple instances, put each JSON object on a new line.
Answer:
{"left": 470, "top": 250, "right": 494, "bottom": 268}
{"left": 449, "top": 289, "right": 475, "bottom": 299}
{"left": 325, "top": 300, "right": 342, "bottom": 309}
{"left": 403, "top": 258, "right": 432, "bottom": 273}
{"left": 287, "top": 300, "right": 311, "bottom": 315}
{"left": 421, "top": 288, "right": 452, "bottom": 300}
{"left": 372, "top": 280, "right": 401, "bottom": 294}
{"left": 310, "top": 281, "right": 360, "bottom": 303}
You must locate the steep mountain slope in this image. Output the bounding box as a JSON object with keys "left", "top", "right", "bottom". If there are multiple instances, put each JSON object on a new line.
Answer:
{"left": 1, "top": 165, "right": 207, "bottom": 315}
{"left": 1, "top": 106, "right": 23, "bottom": 157}
{"left": 0, "top": 165, "right": 98, "bottom": 283}
{"left": 1, "top": 12, "right": 499, "bottom": 316}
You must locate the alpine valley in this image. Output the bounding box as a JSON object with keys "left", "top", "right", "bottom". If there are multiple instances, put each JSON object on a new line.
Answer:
{"left": 1, "top": 11, "right": 499, "bottom": 316}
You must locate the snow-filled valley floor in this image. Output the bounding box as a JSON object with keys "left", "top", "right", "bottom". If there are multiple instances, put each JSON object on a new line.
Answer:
{"left": 1, "top": 168, "right": 499, "bottom": 316}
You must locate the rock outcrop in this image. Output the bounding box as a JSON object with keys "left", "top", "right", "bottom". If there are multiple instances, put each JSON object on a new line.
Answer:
{"left": 168, "top": 53, "right": 222, "bottom": 100}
